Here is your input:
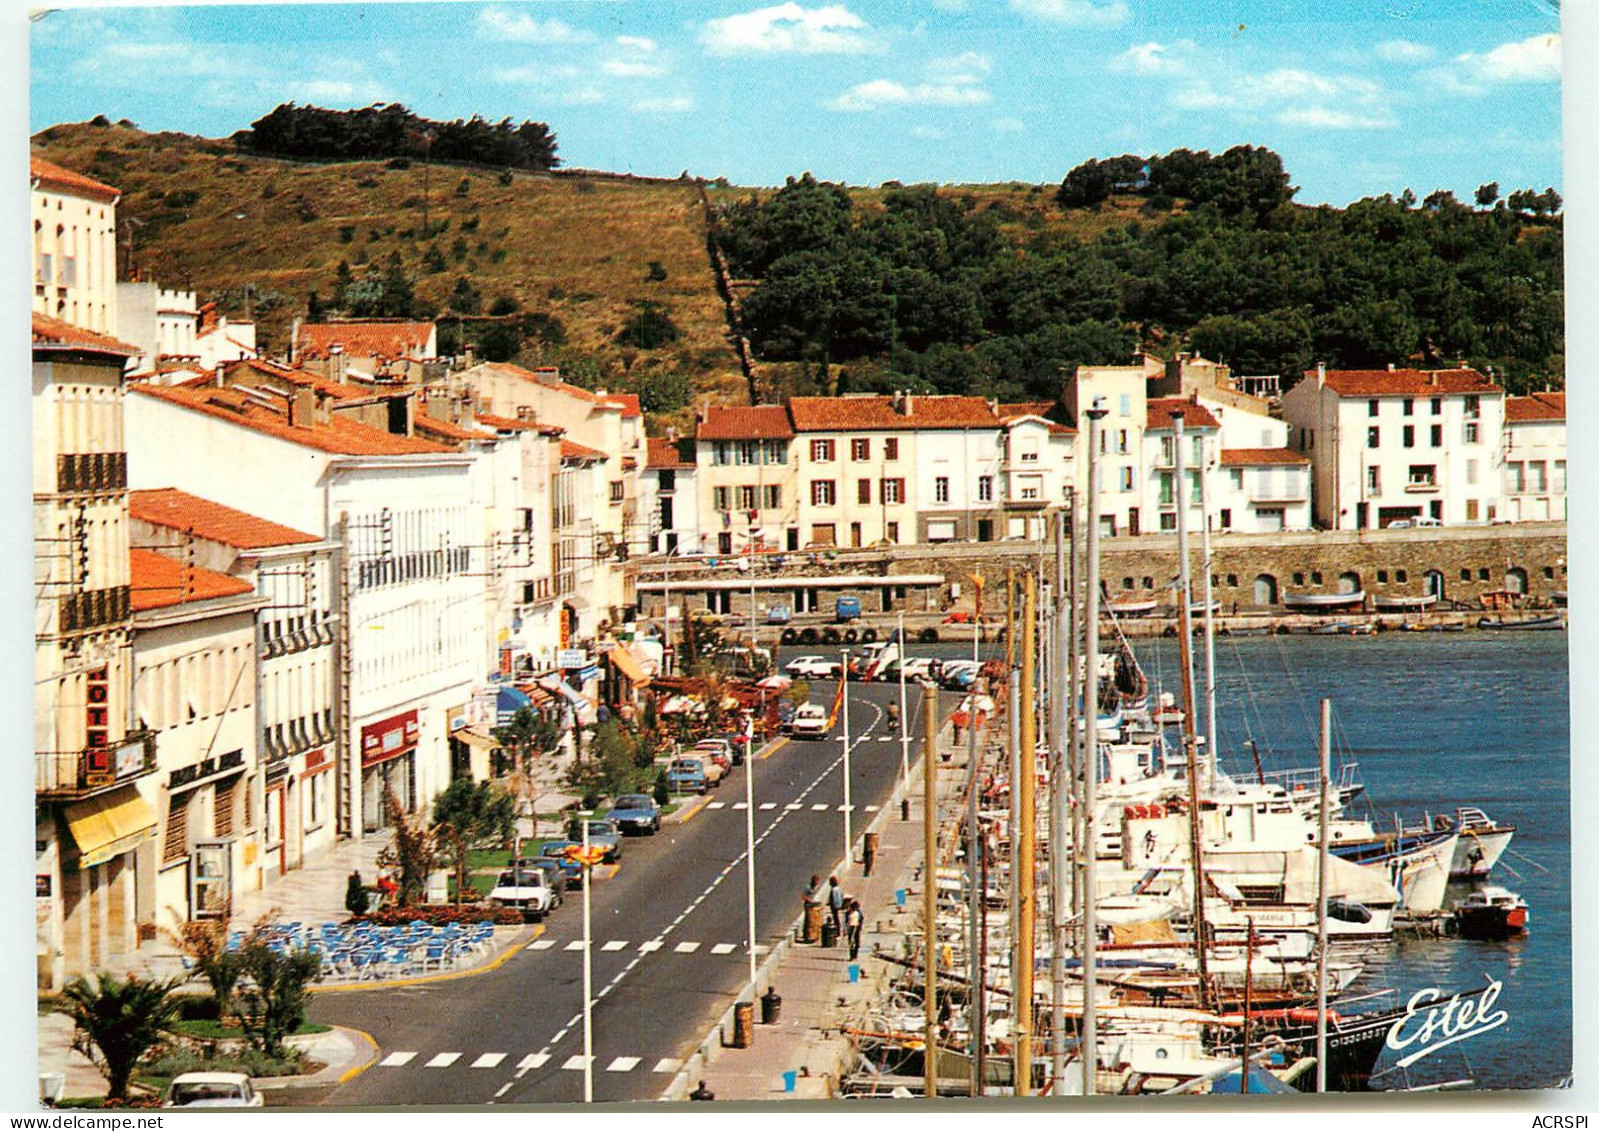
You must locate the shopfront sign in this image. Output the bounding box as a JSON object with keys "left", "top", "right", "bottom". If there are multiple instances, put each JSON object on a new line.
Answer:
{"left": 361, "top": 709, "right": 419, "bottom": 768}
{"left": 557, "top": 649, "right": 588, "bottom": 669}
{"left": 169, "top": 748, "right": 246, "bottom": 791}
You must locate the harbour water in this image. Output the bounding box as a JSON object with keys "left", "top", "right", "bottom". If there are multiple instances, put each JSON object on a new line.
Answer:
{"left": 912, "top": 629, "right": 1571, "bottom": 1091}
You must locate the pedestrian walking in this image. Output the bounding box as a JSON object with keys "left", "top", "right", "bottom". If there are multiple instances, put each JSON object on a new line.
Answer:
{"left": 827, "top": 874, "right": 844, "bottom": 930}
{"left": 845, "top": 899, "right": 864, "bottom": 961}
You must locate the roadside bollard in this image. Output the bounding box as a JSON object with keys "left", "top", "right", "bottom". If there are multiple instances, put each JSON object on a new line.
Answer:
{"left": 862, "top": 831, "right": 878, "bottom": 876}
{"left": 821, "top": 918, "right": 839, "bottom": 948}
{"left": 802, "top": 899, "right": 823, "bottom": 943}
{"left": 761, "top": 985, "right": 783, "bottom": 1024}
{"left": 901, "top": 798, "right": 911, "bottom": 822}
{"left": 690, "top": 1080, "right": 715, "bottom": 1101}
{"left": 731, "top": 1001, "right": 754, "bottom": 1048}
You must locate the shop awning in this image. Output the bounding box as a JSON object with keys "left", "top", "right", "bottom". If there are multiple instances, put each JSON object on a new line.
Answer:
{"left": 496, "top": 685, "right": 533, "bottom": 724}
{"left": 607, "top": 645, "right": 651, "bottom": 687}
{"left": 454, "top": 727, "right": 501, "bottom": 752}
{"left": 65, "top": 791, "right": 158, "bottom": 869}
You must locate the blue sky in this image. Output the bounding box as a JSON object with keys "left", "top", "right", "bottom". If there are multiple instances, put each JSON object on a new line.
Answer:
{"left": 29, "top": 0, "right": 1564, "bottom": 206}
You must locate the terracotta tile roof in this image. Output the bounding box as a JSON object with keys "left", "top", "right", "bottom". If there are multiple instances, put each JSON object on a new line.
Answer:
{"left": 131, "top": 383, "right": 456, "bottom": 457}
{"left": 31, "top": 313, "right": 140, "bottom": 358}
{"left": 296, "top": 320, "right": 435, "bottom": 361}
{"left": 474, "top": 412, "right": 547, "bottom": 434}
{"left": 1146, "top": 397, "right": 1221, "bottom": 431}
{"left": 1310, "top": 367, "right": 1500, "bottom": 397}
{"left": 610, "top": 393, "right": 642, "bottom": 419}
{"left": 477, "top": 363, "right": 631, "bottom": 412}
{"left": 1220, "top": 447, "right": 1311, "bottom": 467}
{"left": 1505, "top": 391, "right": 1565, "bottom": 422}
{"left": 646, "top": 436, "right": 695, "bottom": 469}
{"left": 414, "top": 414, "right": 492, "bottom": 442}
{"left": 697, "top": 405, "right": 795, "bottom": 441}
{"left": 222, "top": 357, "right": 379, "bottom": 402}
{"left": 788, "top": 395, "right": 998, "bottom": 432}
{"left": 560, "top": 439, "right": 607, "bottom": 462}
{"left": 130, "top": 548, "right": 255, "bottom": 612}
{"left": 129, "top": 488, "right": 319, "bottom": 548}
{"left": 622, "top": 456, "right": 638, "bottom": 471}
{"left": 30, "top": 155, "right": 119, "bottom": 202}
{"left": 997, "top": 401, "right": 1077, "bottom": 435}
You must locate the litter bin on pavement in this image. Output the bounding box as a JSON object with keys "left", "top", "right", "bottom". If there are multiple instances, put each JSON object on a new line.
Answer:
{"left": 802, "top": 899, "right": 824, "bottom": 943}
{"left": 862, "top": 831, "right": 879, "bottom": 876}
{"left": 820, "top": 918, "right": 839, "bottom": 948}
{"left": 761, "top": 986, "right": 782, "bottom": 1024}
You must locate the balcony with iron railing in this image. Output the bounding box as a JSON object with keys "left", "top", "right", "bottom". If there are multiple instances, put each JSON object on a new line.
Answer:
{"left": 36, "top": 730, "right": 157, "bottom": 799}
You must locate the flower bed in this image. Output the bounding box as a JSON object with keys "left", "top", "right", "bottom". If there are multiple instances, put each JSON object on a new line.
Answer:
{"left": 350, "top": 905, "right": 523, "bottom": 927}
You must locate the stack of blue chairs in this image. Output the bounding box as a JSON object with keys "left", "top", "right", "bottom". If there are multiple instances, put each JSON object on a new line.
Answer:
{"left": 216, "top": 918, "right": 503, "bottom": 980}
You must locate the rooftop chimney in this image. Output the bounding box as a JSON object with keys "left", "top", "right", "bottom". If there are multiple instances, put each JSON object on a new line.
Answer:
{"left": 1317, "top": 361, "right": 1326, "bottom": 387}
{"left": 1387, "top": 362, "right": 1395, "bottom": 371}
{"left": 290, "top": 385, "right": 315, "bottom": 429}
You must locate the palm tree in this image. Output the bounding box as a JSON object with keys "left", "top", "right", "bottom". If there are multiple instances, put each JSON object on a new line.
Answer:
{"left": 431, "top": 778, "right": 518, "bottom": 905}
{"left": 161, "top": 910, "right": 243, "bottom": 1024}
{"left": 59, "top": 972, "right": 183, "bottom": 1101}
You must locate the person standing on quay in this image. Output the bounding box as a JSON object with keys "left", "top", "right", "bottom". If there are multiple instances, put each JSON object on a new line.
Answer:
{"left": 828, "top": 875, "right": 844, "bottom": 930}
{"left": 845, "top": 899, "right": 864, "bottom": 961}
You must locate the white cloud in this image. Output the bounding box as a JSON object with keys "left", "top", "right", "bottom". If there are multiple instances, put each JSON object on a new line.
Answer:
{"left": 632, "top": 95, "right": 695, "bottom": 113}
{"left": 288, "top": 79, "right": 390, "bottom": 104}
{"left": 493, "top": 63, "right": 584, "bottom": 85}
{"left": 993, "top": 116, "right": 1025, "bottom": 133}
{"left": 700, "top": 3, "right": 872, "bottom": 56}
{"left": 1375, "top": 38, "right": 1435, "bottom": 64}
{"left": 1453, "top": 33, "right": 1560, "bottom": 85}
{"left": 1276, "top": 106, "right": 1397, "bottom": 130}
{"left": 911, "top": 124, "right": 948, "bottom": 139}
{"left": 923, "top": 51, "right": 990, "bottom": 85}
{"left": 604, "top": 58, "right": 670, "bottom": 78}
{"left": 1112, "top": 39, "right": 1195, "bottom": 75}
{"left": 559, "top": 88, "right": 608, "bottom": 106}
{"left": 1008, "top": 0, "right": 1128, "bottom": 28}
{"left": 476, "top": 7, "right": 591, "bottom": 45}
{"left": 616, "top": 36, "right": 658, "bottom": 53}
{"left": 829, "top": 78, "right": 991, "bottom": 111}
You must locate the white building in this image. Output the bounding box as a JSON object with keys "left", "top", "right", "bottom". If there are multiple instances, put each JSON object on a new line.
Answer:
{"left": 1282, "top": 366, "right": 1506, "bottom": 530}
{"left": 642, "top": 435, "right": 699, "bottom": 557}
{"left": 694, "top": 405, "right": 797, "bottom": 557}
{"left": 1064, "top": 363, "right": 1156, "bottom": 537}
{"left": 993, "top": 402, "right": 1076, "bottom": 541}
{"left": 1502, "top": 392, "right": 1566, "bottom": 522}
{"left": 194, "top": 303, "right": 258, "bottom": 367}
{"left": 32, "top": 156, "right": 120, "bottom": 336}
{"left": 1142, "top": 398, "right": 1221, "bottom": 535}
{"left": 128, "top": 489, "right": 340, "bottom": 891}
{"left": 1212, "top": 449, "right": 1313, "bottom": 533}
{"left": 125, "top": 376, "right": 488, "bottom": 838}
{"left": 128, "top": 548, "right": 263, "bottom": 921}
{"left": 117, "top": 282, "right": 198, "bottom": 368}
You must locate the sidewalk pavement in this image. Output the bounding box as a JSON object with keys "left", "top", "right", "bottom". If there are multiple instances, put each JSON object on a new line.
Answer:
{"left": 686, "top": 720, "right": 976, "bottom": 1102}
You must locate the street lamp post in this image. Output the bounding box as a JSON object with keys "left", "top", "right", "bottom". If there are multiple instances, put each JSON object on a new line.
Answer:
{"left": 743, "top": 712, "right": 758, "bottom": 989}
{"left": 841, "top": 648, "right": 852, "bottom": 864}
{"left": 581, "top": 817, "right": 593, "bottom": 1103}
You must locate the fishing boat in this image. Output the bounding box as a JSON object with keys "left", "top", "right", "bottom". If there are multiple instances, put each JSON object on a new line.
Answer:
{"left": 1106, "top": 597, "right": 1159, "bottom": 617}
{"left": 1452, "top": 885, "right": 1529, "bottom": 940}
{"left": 1327, "top": 825, "right": 1458, "bottom": 912}
{"left": 1283, "top": 590, "right": 1366, "bottom": 611}
{"left": 1400, "top": 621, "right": 1465, "bottom": 633}
{"left": 1439, "top": 807, "right": 1516, "bottom": 878}
{"left": 1476, "top": 614, "right": 1564, "bottom": 631}
{"left": 1373, "top": 593, "right": 1438, "bottom": 611}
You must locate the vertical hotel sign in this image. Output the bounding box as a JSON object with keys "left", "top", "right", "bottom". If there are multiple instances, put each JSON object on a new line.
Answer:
{"left": 361, "top": 709, "right": 419, "bottom": 768}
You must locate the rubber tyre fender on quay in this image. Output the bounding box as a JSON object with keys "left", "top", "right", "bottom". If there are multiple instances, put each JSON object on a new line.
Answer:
{"left": 780, "top": 628, "right": 799, "bottom": 645}
{"left": 860, "top": 627, "right": 878, "bottom": 644}
{"left": 843, "top": 628, "right": 859, "bottom": 644}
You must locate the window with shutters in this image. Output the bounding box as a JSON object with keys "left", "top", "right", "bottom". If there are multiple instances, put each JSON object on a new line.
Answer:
{"left": 164, "top": 794, "right": 189, "bottom": 864}
{"left": 850, "top": 438, "right": 870, "bottom": 461}
{"left": 857, "top": 479, "right": 871, "bottom": 505}
{"left": 215, "top": 780, "right": 236, "bottom": 838}
{"left": 242, "top": 776, "right": 255, "bottom": 831}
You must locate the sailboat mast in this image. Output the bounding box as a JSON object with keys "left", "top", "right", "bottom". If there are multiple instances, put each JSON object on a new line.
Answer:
{"left": 1015, "top": 572, "right": 1037, "bottom": 1095}
{"left": 1172, "top": 410, "right": 1212, "bottom": 1008}
{"left": 1316, "top": 698, "right": 1332, "bottom": 1092}
{"left": 1199, "top": 462, "right": 1219, "bottom": 791}
{"left": 1049, "top": 510, "right": 1069, "bottom": 1089}
{"left": 1080, "top": 399, "right": 1107, "bottom": 1095}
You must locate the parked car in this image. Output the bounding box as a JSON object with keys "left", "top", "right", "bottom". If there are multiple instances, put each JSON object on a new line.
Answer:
{"left": 766, "top": 604, "right": 793, "bottom": 624}
{"left": 610, "top": 793, "right": 662, "bottom": 836}
{"left": 667, "top": 757, "right": 710, "bottom": 794}
{"left": 835, "top": 596, "right": 862, "bottom": 621}
{"left": 938, "top": 660, "right": 980, "bottom": 690}
{"left": 486, "top": 867, "right": 563, "bottom": 920}
{"left": 695, "top": 737, "right": 736, "bottom": 770}
{"left": 777, "top": 699, "right": 797, "bottom": 733}
{"left": 580, "top": 818, "right": 623, "bottom": 862}
{"left": 791, "top": 703, "right": 830, "bottom": 739}
{"left": 532, "top": 842, "right": 586, "bottom": 887}
{"left": 785, "top": 655, "right": 842, "bottom": 680}
{"left": 163, "top": 1072, "right": 263, "bottom": 1109}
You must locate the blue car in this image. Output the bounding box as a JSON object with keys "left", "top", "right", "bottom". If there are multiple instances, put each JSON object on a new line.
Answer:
{"left": 529, "top": 841, "right": 586, "bottom": 887}
{"left": 666, "top": 757, "right": 709, "bottom": 795}
{"left": 610, "top": 794, "right": 662, "bottom": 836}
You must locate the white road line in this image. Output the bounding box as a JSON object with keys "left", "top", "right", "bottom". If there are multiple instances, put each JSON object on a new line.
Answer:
{"left": 864, "top": 805, "right": 879, "bottom": 812}
{"left": 837, "top": 804, "right": 855, "bottom": 813}
{"left": 674, "top": 941, "right": 700, "bottom": 953}
{"left": 471, "top": 1053, "right": 507, "bottom": 1069}
{"left": 786, "top": 803, "right": 803, "bottom": 810}
{"left": 552, "top": 1028, "right": 569, "bottom": 1043}
{"left": 607, "top": 1057, "right": 641, "bottom": 1072}
{"left": 378, "top": 1052, "right": 416, "bottom": 1067}
{"left": 526, "top": 939, "right": 555, "bottom": 950}
{"left": 564, "top": 940, "right": 586, "bottom": 951}
{"left": 517, "top": 1053, "right": 550, "bottom": 1070}
{"left": 602, "top": 940, "right": 627, "bottom": 951}
{"left": 811, "top": 803, "right": 829, "bottom": 811}
{"left": 493, "top": 1082, "right": 513, "bottom": 1098}
{"left": 424, "top": 1053, "right": 461, "bottom": 1068}
{"left": 710, "top": 943, "right": 736, "bottom": 954}
{"left": 706, "top": 801, "right": 726, "bottom": 810}
{"left": 639, "top": 941, "right": 663, "bottom": 953}
{"left": 561, "top": 1055, "right": 592, "bottom": 1071}
{"left": 731, "top": 802, "right": 748, "bottom": 810}
{"left": 878, "top": 735, "right": 894, "bottom": 742}
{"left": 653, "top": 1058, "right": 683, "bottom": 1074}
{"left": 759, "top": 802, "right": 777, "bottom": 810}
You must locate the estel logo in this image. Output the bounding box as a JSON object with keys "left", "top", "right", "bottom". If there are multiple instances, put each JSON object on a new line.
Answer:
{"left": 1384, "top": 976, "right": 1508, "bottom": 1069}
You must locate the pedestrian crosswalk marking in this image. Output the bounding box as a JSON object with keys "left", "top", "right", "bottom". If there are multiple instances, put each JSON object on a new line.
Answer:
{"left": 602, "top": 940, "right": 627, "bottom": 951}
{"left": 811, "top": 803, "right": 829, "bottom": 811}
{"left": 864, "top": 805, "right": 879, "bottom": 812}
{"left": 518, "top": 1054, "right": 550, "bottom": 1070}
{"left": 710, "top": 943, "right": 736, "bottom": 954}
{"left": 639, "top": 940, "right": 663, "bottom": 953}
{"left": 786, "top": 803, "right": 803, "bottom": 810}
{"left": 837, "top": 804, "right": 855, "bottom": 813}
{"left": 731, "top": 802, "right": 748, "bottom": 810}
{"left": 674, "top": 941, "right": 700, "bottom": 953}
{"left": 653, "top": 1058, "right": 682, "bottom": 1074}
{"left": 561, "top": 1055, "right": 592, "bottom": 1071}
{"left": 379, "top": 1052, "right": 416, "bottom": 1067}
{"left": 527, "top": 939, "right": 556, "bottom": 950}
{"left": 759, "top": 802, "right": 776, "bottom": 810}
{"left": 878, "top": 736, "right": 894, "bottom": 742}
{"left": 564, "top": 940, "right": 586, "bottom": 951}
{"left": 706, "top": 801, "right": 726, "bottom": 810}
{"left": 425, "top": 1053, "right": 461, "bottom": 1068}
{"left": 607, "top": 1057, "right": 641, "bottom": 1072}
{"left": 471, "top": 1053, "right": 506, "bottom": 1069}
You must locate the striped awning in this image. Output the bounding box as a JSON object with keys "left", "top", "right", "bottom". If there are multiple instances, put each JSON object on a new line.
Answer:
{"left": 607, "top": 645, "right": 651, "bottom": 687}
{"left": 65, "top": 790, "right": 158, "bottom": 869}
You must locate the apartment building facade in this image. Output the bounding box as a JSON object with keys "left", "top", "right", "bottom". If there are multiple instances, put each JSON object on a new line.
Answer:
{"left": 31, "top": 156, "right": 120, "bottom": 336}
{"left": 1502, "top": 392, "right": 1566, "bottom": 523}
{"left": 694, "top": 405, "right": 796, "bottom": 555}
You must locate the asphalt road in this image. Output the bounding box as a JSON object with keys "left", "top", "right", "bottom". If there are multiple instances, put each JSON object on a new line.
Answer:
{"left": 305, "top": 678, "right": 944, "bottom": 1106}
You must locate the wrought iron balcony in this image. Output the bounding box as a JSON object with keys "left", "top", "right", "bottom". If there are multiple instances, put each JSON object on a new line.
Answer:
{"left": 36, "top": 730, "right": 157, "bottom": 799}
